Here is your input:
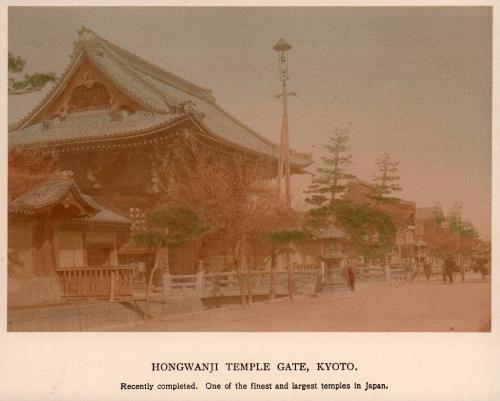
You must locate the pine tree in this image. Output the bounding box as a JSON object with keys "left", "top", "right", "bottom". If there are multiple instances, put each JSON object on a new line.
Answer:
{"left": 305, "top": 128, "right": 355, "bottom": 209}
{"left": 134, "top": 207, "right": 207, "bottom": 319}
{"left": 8, "top": 53, "right": 56, "bottom": 95}
{"left": 372, "top": 152, "right": 402, "bottom": 199}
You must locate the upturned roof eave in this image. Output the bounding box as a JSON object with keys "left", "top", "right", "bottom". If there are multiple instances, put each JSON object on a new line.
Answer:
{"left": 9, "top": 179, "right": 99, "bottom": 216}
{"left": 10, "top": 113, "right": 311, "bottom": 171}
{"left": 189, "top": 114, "right": 312, "bottom": 170}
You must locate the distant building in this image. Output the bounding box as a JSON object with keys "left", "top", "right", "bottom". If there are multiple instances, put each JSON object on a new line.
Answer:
{"left": 342, "top": 178, "right": 416, "bottom": 265}
{"left": 416, "top": 206, "right": 445, "bottom": 237}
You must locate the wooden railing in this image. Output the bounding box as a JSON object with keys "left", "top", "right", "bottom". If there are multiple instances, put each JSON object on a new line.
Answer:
{"left": 357, "top": 266, "right": 387, "bottom": 281}
{"left": 356, "top": 266, "right": 411, "bottom": 281}
{"left": 160, "top": 269, "right": 321, "bottom": 298}
{"left": 56, "top": 264, "right": 412, "bottom": 302}
{"left": 294, "top": 263, "right": 321, "bottom": 272}
{"left": 389, "top": 267, "right": 410, "bottom": 281}
{"left": 319, "top": 265, "right": 411, "bottom": 283}
{"left": 57, "top": 266, "right": 135, "bottom": 301}
{"left": 164, "top": 274, "right": 199, "bottom": 294}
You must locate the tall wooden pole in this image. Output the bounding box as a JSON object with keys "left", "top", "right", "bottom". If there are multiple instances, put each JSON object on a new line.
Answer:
{"left": 274, "top": 39, "right": 293, "bottom": 209}
{"left": 280, "top": 77, "right": 292, "bottom": 208}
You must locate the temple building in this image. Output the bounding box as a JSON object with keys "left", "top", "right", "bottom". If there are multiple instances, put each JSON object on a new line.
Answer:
{"left": 8, "top": 172, "right": 131, "bottom": 306}
{"left": 8, "top": 27, "right": 311, "bottom": 278}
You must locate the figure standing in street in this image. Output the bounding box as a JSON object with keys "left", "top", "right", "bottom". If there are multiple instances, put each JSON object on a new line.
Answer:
{"left": 423, "top": 258, "right": 432, "bottom": 281}
{"left": 347, "top": 260, "right": 356, "bottom": 291}
{"left": 411, "top": 259, "right": 418, "bottom": 281}
{"left": 444, "top": 254, "right": 455, "bottom": 284}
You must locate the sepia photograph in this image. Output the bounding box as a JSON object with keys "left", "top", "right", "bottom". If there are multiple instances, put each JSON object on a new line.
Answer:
{"left": 7, "top": 6, "right": 492, "bottom": 333}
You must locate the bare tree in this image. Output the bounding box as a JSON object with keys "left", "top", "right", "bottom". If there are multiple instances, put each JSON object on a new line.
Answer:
{"left": 8, "top": 150, "right": 59, "bottom": 200}
{"left": 151, "top": 137, "right": 297, "bottom": 306}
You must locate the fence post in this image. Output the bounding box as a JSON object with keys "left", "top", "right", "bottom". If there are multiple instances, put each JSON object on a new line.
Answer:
{"left": 384, "top": 264, "right": 391, "bottom": 282}
{"left": 195, "top": 260, "right": 205, "bottom": 295}
{"left": 163, "top": 271, "right": 172, "bottom": 297}
{"left": 320, "top": 261, "right": 326, "bottom": 284}
{"left": 109, "top": 270, "right": 116, "bottom": 301}
{"left": 316, "top": 268, "right": 322, "bottom": 292}
{"left": 196, "top": 270, "right": 205, "bottom": 295}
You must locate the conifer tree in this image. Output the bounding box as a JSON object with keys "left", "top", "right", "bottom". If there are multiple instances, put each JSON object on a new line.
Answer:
{"left": 134, "top": 207, "right": 207, "bottom": 320}
{"left": 8, "top": 53, "right": 56, "bottom": 95}
{"left": 305, "top": 128, "right": 355, "bottom": 210}
{"left": 372, "top": 152, "right": 402, "bottom": 199}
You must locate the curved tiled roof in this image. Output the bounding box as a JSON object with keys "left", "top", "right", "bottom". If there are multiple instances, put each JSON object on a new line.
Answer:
{"left": 9, "top": 175, "right": 97, "bottom": 214}
{"left": 8, "top": 27, "right": 311, "bottom": 168}
{"left": 9, "top": 109, "right": 180, "bottom": 148}
{"left": 9, "top": 174, "right": 130, "bottom": 226}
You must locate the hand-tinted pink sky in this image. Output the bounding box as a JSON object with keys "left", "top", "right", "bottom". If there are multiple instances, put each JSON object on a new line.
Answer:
{"left": 8, "top": 6, "right": 492, "bottom": 239}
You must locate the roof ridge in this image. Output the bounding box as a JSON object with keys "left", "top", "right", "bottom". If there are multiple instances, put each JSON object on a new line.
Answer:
{"left": 208, "top": 101, "right": 279, "bottom": 150}
{"left": 97, "top": 35, "right": 215, "bottom": 103}
{"left": 89, "top": 32, "right": 313, "bottom": 163}
{"left": 88, "top": 37, "right": 174, "bottom": 111}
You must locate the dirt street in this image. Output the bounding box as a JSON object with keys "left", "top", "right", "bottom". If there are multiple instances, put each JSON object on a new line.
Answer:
{"left": 100, "top": 276, "right": 490, "bottom": 332}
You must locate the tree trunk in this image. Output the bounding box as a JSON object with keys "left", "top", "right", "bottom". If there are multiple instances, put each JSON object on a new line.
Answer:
{"left": 158, "top": 246, "right": 169, "bottom": 301}
{"left": 269, "top": 247, "right": 277, "bottom": 301}
{"left": 234, "top": 240, "right": 247, "bottom": 307}
{"left": 245, "top": 241, "right": 254, "bottom": 306}
{"left": 287, "top": 246, "right": 294, "bottom": 301}
{"left": 144, "top": 245, "right": 161, "bottom": 321}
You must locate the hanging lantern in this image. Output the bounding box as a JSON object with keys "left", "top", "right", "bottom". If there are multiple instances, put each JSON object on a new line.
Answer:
{"left": 273, "top": 38, "right": 292, "bottom": 81}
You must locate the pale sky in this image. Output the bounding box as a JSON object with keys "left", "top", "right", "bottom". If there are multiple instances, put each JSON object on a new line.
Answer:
{"left": 8, "top": 6, "right": 492, "bottom": 239}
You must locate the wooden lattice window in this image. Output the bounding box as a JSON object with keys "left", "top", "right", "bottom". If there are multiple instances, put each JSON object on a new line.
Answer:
{"left": 68, "top": 83, "right": 111, "bottom": 112}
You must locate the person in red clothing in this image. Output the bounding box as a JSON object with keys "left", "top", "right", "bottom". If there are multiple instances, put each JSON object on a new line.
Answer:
{"left": 347, "top": 259, "right": 356, "bottom": 291}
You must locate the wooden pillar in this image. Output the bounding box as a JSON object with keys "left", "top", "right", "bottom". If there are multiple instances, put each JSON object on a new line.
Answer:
{"left": 52, "top": 223, "right": 61, "bottom": 270}
{"left": 109, "top": 269, "right": 116, "bottom": 301}
{"left": 33, "top": 213, "right": 56, "bottom": 274}
{"left": 195, "top": 267, "right": 204, "bottom": 295}
{"left": 82, "top": 232, "right": 88, "bottom": 267}
{"left": 110, "top": 232, "right": 119, "bottom": 266}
